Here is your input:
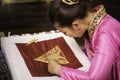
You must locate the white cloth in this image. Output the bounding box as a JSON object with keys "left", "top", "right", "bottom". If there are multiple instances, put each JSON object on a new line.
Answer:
{"left": 0, "top": 31, "right": 90, "bottom": 80}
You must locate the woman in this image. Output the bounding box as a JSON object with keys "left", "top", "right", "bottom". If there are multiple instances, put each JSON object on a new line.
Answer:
{"left": 48, "top": 0, "right": 120, "bottom": 80}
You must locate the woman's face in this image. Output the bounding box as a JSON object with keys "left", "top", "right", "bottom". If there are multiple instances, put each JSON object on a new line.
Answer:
{"left": 54, "top": 19, "right": 88, "bottom": 38}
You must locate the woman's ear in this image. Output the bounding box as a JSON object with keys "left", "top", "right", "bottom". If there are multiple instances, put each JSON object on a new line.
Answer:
{"left": 72, "top": 20, "right": 80, "bottom": 31}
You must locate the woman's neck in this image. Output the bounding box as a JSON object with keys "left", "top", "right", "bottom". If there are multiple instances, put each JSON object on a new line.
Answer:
{"left": 84, "top": 12, "right": 96, "bottom": 28}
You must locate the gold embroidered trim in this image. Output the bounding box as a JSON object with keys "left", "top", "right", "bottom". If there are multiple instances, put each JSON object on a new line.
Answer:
{"left": 90, "top": 50, "right": 94, "bottom": 57}
{"left": 88, "top": 5, "right": 107, "bottom": 41}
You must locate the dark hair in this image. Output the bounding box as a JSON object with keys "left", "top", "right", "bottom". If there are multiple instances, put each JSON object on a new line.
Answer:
{"left": 49, "top": 0, "right": 94, "bottom": 27}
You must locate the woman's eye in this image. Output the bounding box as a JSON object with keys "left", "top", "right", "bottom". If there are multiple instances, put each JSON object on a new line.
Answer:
{"left": 63, "top": 32, "right": 66, "bottom": 35}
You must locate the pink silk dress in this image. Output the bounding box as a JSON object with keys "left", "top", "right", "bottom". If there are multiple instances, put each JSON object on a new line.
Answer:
{"left": 60, "top": 5, "right": 120, "bottom": 80}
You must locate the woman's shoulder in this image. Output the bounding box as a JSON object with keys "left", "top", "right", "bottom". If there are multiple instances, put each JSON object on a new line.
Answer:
{"left": 98, "top": 14, "right": 120, "bottom": 33}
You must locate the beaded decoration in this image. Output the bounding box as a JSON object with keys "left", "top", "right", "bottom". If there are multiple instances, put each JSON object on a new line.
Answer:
{"left": 88, "top": 5, "right": 107, "bottom": 41}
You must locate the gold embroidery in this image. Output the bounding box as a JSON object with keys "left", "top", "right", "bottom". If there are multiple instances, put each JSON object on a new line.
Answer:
{"left": 90, "top": 49, "right": 94, "bottom": 57}
{"left": 88, "top": 5, "right": 107, "bottom": 41}
{"left": 34, "top": 46, "right": 69, "bottom": 64}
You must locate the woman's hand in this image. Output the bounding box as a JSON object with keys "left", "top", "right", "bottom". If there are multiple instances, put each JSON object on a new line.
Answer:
{"left": 48, "top": 60, "right": 62, "bottom": 76}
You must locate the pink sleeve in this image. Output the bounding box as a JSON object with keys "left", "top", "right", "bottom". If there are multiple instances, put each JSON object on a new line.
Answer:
{"left": 61, "top": 33, "right": 116, "bottom": 80}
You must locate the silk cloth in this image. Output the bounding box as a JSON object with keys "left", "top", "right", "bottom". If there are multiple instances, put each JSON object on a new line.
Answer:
{"left": 1, "top": 31, "right": 90, "bottom": 80}
{"left": 61, "top": 6, "right": 120, "bottom": 80}
{"left": 15, "top": 37, "right": 82, "bottom": 77}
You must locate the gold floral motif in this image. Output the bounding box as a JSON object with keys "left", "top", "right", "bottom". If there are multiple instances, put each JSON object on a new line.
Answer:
{"left": 88, "top": 5, "right": 107, "bottom": 41}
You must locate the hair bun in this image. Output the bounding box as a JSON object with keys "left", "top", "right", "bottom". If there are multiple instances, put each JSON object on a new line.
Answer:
{"left": 62, "top": 0, "right": 79, "bottom": 5}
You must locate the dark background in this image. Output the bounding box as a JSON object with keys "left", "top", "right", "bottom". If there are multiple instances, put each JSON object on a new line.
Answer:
{"left": 0, "top": 0, "right": 120, "bottom": 35}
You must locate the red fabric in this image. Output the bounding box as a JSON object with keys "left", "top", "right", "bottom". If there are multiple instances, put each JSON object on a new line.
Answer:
{"left": 16, "top": 37, "right": 82, "bottom": 77}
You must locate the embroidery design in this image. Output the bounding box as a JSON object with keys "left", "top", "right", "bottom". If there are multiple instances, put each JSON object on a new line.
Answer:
{"left": 34, "top": 46, "right": 69, "bottom": 64}
{"left": 88, "top": 5, "right": 107, "bottom": 41}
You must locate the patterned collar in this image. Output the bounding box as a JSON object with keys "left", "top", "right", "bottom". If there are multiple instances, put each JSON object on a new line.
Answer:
{"left": 88, "top": 5, "right": 107, "bottom": 41}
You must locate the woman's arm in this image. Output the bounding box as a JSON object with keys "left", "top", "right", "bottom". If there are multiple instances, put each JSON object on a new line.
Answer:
{"left": 48, "top": 33, "right": 116, "bottom": 80}
{"left": 61, "top": 33, "right": 116, "bottom": 80}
